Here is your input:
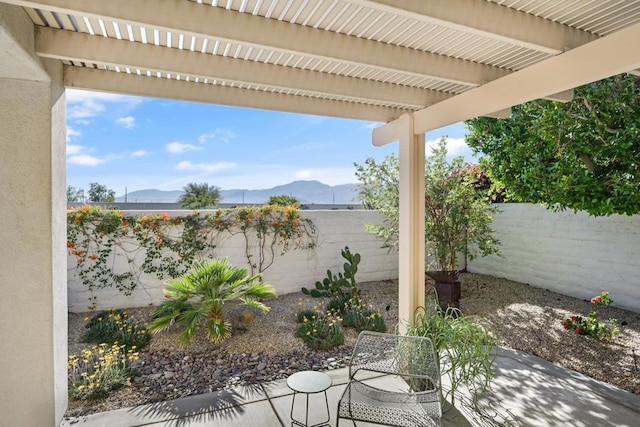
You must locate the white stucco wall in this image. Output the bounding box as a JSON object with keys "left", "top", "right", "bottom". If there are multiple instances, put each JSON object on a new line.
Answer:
{"left": 67, "top": 210, "right": 399, "bottom": 312}
{"left": 469, "top": 204, "right": 640, "bottom": 311}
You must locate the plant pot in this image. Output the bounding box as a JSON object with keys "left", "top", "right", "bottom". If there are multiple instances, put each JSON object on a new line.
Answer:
{"left": 426, "top": 270, "right": 461, "bottom": 311}
{"left": 426, "top": 270, "right": 460, "bottom": 284}
{"left": 434, "top": 281, "right": 461, "bottom": 311}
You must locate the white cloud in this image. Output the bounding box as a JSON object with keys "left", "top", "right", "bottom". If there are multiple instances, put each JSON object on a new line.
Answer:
{"left": 66, "top": 89, "right": 143, "bottom": 122}
{"left": 116, "top": 116, "right": 136, "bottom": 128}
{"left": 66, "top": 144, "right": 84, "bottom": 155}
{"left": 131, "top": 150, "right": 151, "bottom": 157}
{"left": 67, "top": 98, "right": 106, "bottom": 119}
{"left": 363, "top": 121, "right": 383, "bottom": 129}
{"left": 176, "top": 161, "right": 236, "bottom": 173}
{"left": 197, "top": 128, "right": 239, "bottom": 144}
{"left": 68, "top": 154, "right": 108, "bottom": 167}
{"left": 426, "top": 136, "right": 477, "bottom": 163}
{"left": 166, "top": 141, "right": 202, "bottom": 154}
{"left": 66, "top": 126, "right": 81, "bottom": 142}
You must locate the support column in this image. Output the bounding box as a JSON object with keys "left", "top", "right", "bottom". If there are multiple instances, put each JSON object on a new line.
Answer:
{"left": 0, "top": 4, "right": 67, "bottom": 426}
{"left": 397, "top": 113, "right": 425, "bottom": 332}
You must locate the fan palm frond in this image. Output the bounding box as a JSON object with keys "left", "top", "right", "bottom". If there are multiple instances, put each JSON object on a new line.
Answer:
{"left": 150, "top": 258, "right": 277, "bottom": 344}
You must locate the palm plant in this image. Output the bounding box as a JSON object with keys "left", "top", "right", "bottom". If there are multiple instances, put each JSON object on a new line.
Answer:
{"left": 149, "top": 258, "right": 277, "bottom": 344}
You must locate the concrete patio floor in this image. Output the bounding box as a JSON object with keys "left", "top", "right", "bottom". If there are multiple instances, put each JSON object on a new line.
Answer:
{"left": 61, "top": 347, "right": 640, "bottom": 427}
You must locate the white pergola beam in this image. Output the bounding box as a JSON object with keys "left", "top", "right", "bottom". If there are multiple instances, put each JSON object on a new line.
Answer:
{"left": 354, "top": 0, "right": 597, "bottom": 55}
{"left": 36, "top": 27, "right": 450, "bottom": 109}
{"left": 8, "top": 0, "right": 510, "bottom": 87}
{"left": 63, "top": 66, "right": 408, "bottom": 122}
{"left": 372, "top": 117, "right": 401, "bottom": 147}
{"left": 483, "top": 108, "right": 512, "bottom": 119}
{"left": 543, "top": 89, "right": 574, "bottom": 103}
{"left": 413, "top": 21, "right": 640, "bottom": 134}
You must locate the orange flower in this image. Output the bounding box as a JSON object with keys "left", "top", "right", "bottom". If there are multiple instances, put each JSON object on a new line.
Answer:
{"left": 67, "top": 241, "right": 76, "bottom": 248}
{"left": 87, "top": 254, "right": 98, "bottom": 260}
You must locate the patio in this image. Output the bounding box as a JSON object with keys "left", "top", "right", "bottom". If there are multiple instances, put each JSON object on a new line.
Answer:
{"left": 3, "top": 1, "right": 640, "bottom": 425}
{"left": 61, "top": 347, "right": 640, "bottom": 427}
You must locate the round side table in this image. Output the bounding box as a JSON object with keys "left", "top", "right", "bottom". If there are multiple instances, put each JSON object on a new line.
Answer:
{"left": 286, "top": 370, "right": 332, "bottom": 427}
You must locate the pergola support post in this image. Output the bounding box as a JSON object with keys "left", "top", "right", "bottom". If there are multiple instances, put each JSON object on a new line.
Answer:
{"left": 0, "top": 4, "right": 68, "bottom": 425}
{"left": 397, "top": 113, "right": 426, "bottom": 332}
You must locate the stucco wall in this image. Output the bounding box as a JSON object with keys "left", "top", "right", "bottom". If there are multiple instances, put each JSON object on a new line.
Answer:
{"left": 469, "top": 204, "right": 640, "bottom": 312}
{"left": 0, "top": 4, "right": 68, "bottom": 425}
{"left": 68, "top": 210, "right": 399, "bottom": 312}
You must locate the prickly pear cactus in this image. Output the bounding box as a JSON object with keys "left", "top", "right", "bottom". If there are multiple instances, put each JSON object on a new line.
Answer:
{"left": 302, "top": 246, "right": 361, "bottom": 300}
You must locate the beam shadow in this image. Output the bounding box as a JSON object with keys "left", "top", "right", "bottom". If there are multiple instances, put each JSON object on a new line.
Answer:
{"left": 127, "top": 383, "right": 265, "bottom": 426}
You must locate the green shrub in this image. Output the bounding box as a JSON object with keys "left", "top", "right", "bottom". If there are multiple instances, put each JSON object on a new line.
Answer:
{"left": 406, "top": 299, "right": 498, "bottom": 405}
{"left": 68, "top": 343, "right": 139, "bottom": 401}
{"left": 296, "top": 312, "right": 344, "bottom": 351}
{"left": 561, "top": 291, "right": 619, "bottom": 342}
{"left": 295, "top": 309, "right": 318, "bottom": 323}
{"left": 342, "top": 304, "right": 387, "bottom": 333}
{"left": 325, "top": 295, "right": 358, "bottom": 315}
{"left": 83, "top": 308, "right": 151, "bottom": 351}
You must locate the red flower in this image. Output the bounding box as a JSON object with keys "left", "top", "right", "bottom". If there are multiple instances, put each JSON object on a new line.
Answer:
{"left": 575, "top": 327, "right": 582, "bottom": 335}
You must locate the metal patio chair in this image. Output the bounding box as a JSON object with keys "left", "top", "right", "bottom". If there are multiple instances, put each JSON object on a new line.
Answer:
{"left": 337, "top": 331, "right": 442, "bottom": 427}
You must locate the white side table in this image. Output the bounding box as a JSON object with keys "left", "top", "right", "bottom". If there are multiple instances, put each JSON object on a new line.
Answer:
{"left": 286, "top": 370, "right": 332, "bottom": 427}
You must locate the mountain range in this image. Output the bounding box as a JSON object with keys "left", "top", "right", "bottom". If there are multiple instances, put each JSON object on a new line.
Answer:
{"left": 116, "top": 180, "right": 360, "bottom": 204}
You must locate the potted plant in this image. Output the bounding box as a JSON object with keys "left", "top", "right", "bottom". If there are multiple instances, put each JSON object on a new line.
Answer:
{"left": 406, "top": 297, "right": 498, "bottom": 406}
{"left": 354, "top": 137, "right": 501, "bottom": 309}
{"left": 424, "top": 137, "right": 501, "bottom": 309}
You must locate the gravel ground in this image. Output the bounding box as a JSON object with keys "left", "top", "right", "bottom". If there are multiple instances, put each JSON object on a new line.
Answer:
{"left": 65, "top": 273, "right": 640, "bottom": 417}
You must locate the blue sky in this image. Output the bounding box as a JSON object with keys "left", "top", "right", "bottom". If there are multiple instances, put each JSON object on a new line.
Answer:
{"left": 66, "top": 89, "right": 474, "bottom": 197}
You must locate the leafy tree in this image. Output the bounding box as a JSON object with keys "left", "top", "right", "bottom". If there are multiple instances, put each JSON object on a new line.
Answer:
{"left": 422, "top": 138, "right": 499, "bottom": 271}
{"left": 465, "top": 73, "right": 640, "bottom": 216}
{"left": 354, "top": 155, "right": 399, "bottom": 248}
{"left": 88, "top": 182, "right": 115, "bottom": 202}
{"left": 178, "top": 182, "right": 221, "bottom": 209}
{"left": 149, "top": 258, "right": 277, "bottom": 344}
{"left": 67, "top": 186, "right": 85, "bottom": 202}
{"left": 354, "top": 137, "right": 500, "bottom": 271}
{"left": 267, "top": 194, "right": 301, "bottom": 207}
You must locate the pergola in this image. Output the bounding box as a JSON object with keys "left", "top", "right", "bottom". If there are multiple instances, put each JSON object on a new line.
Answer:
{"left": 1, "top": 1, "right": 640, "bottom": 425}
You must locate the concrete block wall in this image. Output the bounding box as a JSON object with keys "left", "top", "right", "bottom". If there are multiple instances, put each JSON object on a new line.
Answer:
{"left": 68, "top": 210, "right": 398, "bottom": 312}
{"left": 469, "top": 203, "right": 640, "bottom": 312}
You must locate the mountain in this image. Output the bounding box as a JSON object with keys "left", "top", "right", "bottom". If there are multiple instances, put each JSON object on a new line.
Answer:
{"left": 116, "top": 189, "right": 183, "bottom": 203}
{"left": 116, "top": 181, "right": 360, "bottom": 204}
